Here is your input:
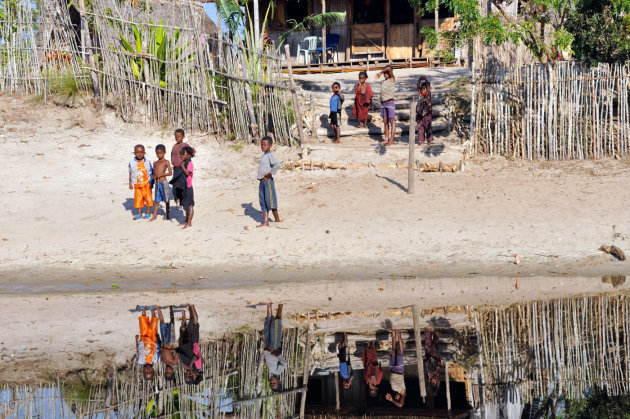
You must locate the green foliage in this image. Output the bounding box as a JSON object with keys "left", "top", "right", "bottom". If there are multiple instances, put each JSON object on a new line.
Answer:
{"left": 420, "top": 27, "right": 438, "bottom": 50}
{"left": 277, "top": 12, "right": 347, "bottom": 47}
{"left": 566, "top": 388, "right": 630, "bottom": 418}
{"left": 566, "top": 0, "right": 630, "bottom": 64}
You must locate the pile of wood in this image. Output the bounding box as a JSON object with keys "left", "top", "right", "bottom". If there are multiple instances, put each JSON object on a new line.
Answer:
{"left": 283, "top": 160, "right": 462, "bottom": 172}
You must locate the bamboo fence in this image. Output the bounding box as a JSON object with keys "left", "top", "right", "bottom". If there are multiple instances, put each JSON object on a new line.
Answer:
{"left": 0, "top": 329, "right": 306, "bottom": 418}
{"left": 474, "top": 294, "right": 630, "bottom": 406}
{"left": 0, "top": 0, "right": 296, "bottom": 145}
{"left": 472, "top": 61, "right": 630, "bottom": 159}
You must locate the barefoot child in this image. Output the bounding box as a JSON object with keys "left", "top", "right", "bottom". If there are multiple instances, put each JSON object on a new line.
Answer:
{"left": 416, "top": 76, "right": 433, "bottom": 145}
{"left": 376, "top": 65, "right": 396, "bottom": 145}
{"left": 128, "top": 144, "right": 154, "bottom": 220}
{"left": 352, "top": 71, "right": 372, "bottom": 128}
{"left": 385, "top": 329, "right": 406, "bottom": 408}
{"left": 170, "top": 129, "right": 191, "bottom": 207}
{"left": 158, "top": 305, "right": 178, "bottom": 381}
{"left": 260, "top": 301, "right": 287, "bottom": 392}
{"left": 257, "top": 136, "right": 280, "bottom": 227}
{"left": 136, "top": 307, "right": 160, "bottom": 380}
{"left": 329, "top": 82, "right": 344, "bottom": 143}
{"left": 361, "top": 341, "right": 382, "bottom": 397}
{"left": 177, "top": 304, "right": 203, "bottom": 385}
{"left": 150, "top": 144, "right": 172, "bottom": 221}
{"left": 179, "top": 147, "right": 195, "bottom": 228}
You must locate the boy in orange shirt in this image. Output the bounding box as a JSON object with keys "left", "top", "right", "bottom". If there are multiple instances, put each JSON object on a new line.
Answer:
{"left": 136, "top": 306, "right": 161, "bottom": 380}
{"left": 128, "top": 144, "right": 154, "bottom": 220}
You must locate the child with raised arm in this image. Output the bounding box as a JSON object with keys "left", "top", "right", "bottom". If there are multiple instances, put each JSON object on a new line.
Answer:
{"left": 136, "top": 307, "right": 160, "bottom": 380}
{"left": 169, "top": 129, "right": 191, "bottom": 207}
{"left": 179, "top": 147, "right": 195, "bottom": 228}
{"left": 259, "top": 301, "right": 287, "bottom": 393}
{"left": 376, "top": 65, "right": 396, "bottom": 146}
{"left": 329, "top": 82, "right": 344, "bottom": 143}
{"left": 256, "top": 136, "right": 280, "bottom": 227}
{"left": 416, "top": 76, "right": 433, "bottom": 145}
{"left": 150, "top": 144, "right": 172, "bottom": 221}
{"left": 128, "top": 144, "right": 154, "bottom": 220}
{"left": 352, "top": 71, "right": 373, "bottom": 128}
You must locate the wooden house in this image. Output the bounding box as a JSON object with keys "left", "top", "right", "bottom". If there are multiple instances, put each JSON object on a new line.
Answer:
{"left": 256, "top": 0, "right": 457, "bottom": 63}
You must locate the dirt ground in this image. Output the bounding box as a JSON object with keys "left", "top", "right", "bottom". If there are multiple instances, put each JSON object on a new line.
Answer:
{"left": 2, "top": 91, "right": 630, "bottom": 382}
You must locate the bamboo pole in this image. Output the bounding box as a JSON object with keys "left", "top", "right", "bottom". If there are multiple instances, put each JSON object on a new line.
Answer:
{"left": 321, "top": 0, "right": 327, "bottom": 64}
{"left": 412, "top": 305, "right": 427, "bottom": 402}
{"left": 299, "top": 328, "right": 312, "bottom": 419}
{"left": 334, "top": 370, "right": 340, "bottom": 412}
{"left": 446, "top": 361, "right": 451, "bottom": 417}
{"left": 408, "top": 100, "right": 416, "bottom": 194}
{"left": 285, "top": 44, "right": 306, "bottom": 145}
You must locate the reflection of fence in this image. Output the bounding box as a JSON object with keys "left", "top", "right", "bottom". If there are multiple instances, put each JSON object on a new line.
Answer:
{"left": 472, "top": 62, "right": 630, "bottom": 159}
{"left": 474, "top": 294, "right": 630, "bottom": 405}
{"left": 0, "top": 0, "right": 297, "bottom": 146}
{"left": 0, "top": 329, "right": 306, "bottom": 418}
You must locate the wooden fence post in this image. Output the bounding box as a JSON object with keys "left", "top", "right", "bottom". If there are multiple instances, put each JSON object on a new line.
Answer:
{"left": 285, "top": 44, "right": 306, "bottom": 145}
{"left": 446, "top": 361, "right": 452, "bottom": 418}
{"left": 408, "top": 100, "right": 416, "bottom": 194}
{"left": 334, "top": 370, "right": 340, "bottom": 412}
{"left": 238, "top": 40, "right": 258, "bottom": 142}
{"left": 412, "top": 305, "right": 427, "bottom": 402}
{"left": 78, "top": 0, "right": 101, "bottom": 101}
{"left": 299, "top": 328, "right": 312, "bottom": 419}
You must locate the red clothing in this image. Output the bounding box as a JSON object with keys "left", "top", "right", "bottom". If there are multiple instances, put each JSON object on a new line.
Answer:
{"left": 352, "top": 82, "right": 373, "bottom": 123}
{"left": 361, "top": 343, "right": 383, "bottom": 385}
{"left": 171, "top": 142, "right": 190, "bottom": 167}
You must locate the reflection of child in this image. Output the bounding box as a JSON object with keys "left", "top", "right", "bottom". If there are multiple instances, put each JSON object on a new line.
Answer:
{"left": 385, "top": 329, "right": 406, "bottom": 408}
{"left": 260, "top": 301, "right": 287, "bottom": 393}
{"left": 136, "top": 307, "right": 160, "bottom": 380}
{"left": 329, "top": 82, "right": 344, "bottom": 143}
{"left": 128, "top": 144, "right": 154, "bottom": 220}
{"left": 150, "top": 144, "right": 172, "bottom": 221}
{"left": 352, "top": 71, "right": 373, "bottom": 128}
{"left": 158, "top": 306, "right": 178, "bottom": 382}
{"left": 177, "top": 304, "right": 203, "bottom": 385}
{"left": 416, "top": 76, "right": 433, "bottom": 145}
{"left": 338, "top": 332, "right": 353, "bottom": 389}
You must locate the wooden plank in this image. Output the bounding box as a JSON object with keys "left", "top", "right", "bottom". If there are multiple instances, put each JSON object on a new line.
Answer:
{"left": 413, "top": 304, "right": 427, "bottom": 401}
{"left": 408, "top": 100, "right": 416, "bottom": 194}
{"left": 351, "top": 23, "right": 384, "bottom": 55}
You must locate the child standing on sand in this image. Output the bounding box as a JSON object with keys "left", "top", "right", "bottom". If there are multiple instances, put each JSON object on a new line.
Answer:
{"left": 257, "top": 136, "right": 280, "bottom": 227}
{"left": 329, "top": 82, "right": 344, "bottom": 143}
{"left": 150, "top": 144, "right": 172, "bottom": 221}
{"left": 169, "top": 129, "right": 191, "bottom": 207}
{"left": 416, "top": 76, "right": 433, "bottom": 145}
{"left": 179, "top": 147, "right": 195, "bottom": 229}
{"left": 352, "top": 71, "right": 373, "bottom": 128}
{"left": 128, "top": 144, "right": 154, "bottom": 220}
{"left": 376, "top": 65, "right": 396, "bottom": 146}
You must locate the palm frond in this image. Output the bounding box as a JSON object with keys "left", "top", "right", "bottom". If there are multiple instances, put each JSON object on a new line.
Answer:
{"left": 277, "top": 11, "right": 346, "bottom": 48}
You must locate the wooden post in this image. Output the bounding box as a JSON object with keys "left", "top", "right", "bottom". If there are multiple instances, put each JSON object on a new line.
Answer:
{"left": 321, "top": 0, "right": 327, "bottom": 63}
{"left": 346, "top": 0, "right": 352, "bottom": 61}
{"left": 78, "top": 0, "right": 101, "bottom": 100}
{"left": 413, "top": 7, "right": 419, "bottom": 58}
{"left": 385, "top": 0, "right": 390, "bottom": 59}
{"left": 434, "top": 0, "right": 440, "bottom": 54}
{"left": 253, "top": 0, "right": 261, "bottom": 49}
{"left": 446, "top": 361, "right": 452, "bottom": 418}
{"left": 299, "top": 328, "right": 312, "bottom": 419}
{"left": 412, "top": 305, "right": 427, "bottom": 402}
{"left": 285, "top": 44, "right": 306, "bottom": 145}
{"left": 408, "top": 100, "right": 416, "bottom": 194}
{"left": 216, "top": 13, "right": 223, "bottom": 69}
{"left": 334, "top": 370, "right": 340, "bottom": 412}
{"left": 238, "top": 40, "right": 258, "bottom": 141}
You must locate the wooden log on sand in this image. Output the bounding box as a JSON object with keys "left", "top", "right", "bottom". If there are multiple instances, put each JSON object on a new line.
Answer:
{"left": 282, "top": 160, "right": 462, "bottom": 172}
{"left": 600, "top": 244, "right": 626, "bottom": 261}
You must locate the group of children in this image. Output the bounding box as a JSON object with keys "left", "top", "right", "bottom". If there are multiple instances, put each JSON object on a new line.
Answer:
{"left": 136, "top": 304, "right": 203, "bottom": 385}
{"left": 128, "top": 129, "right": 195, "bottom": 228}
{"left": 329, "top": 66, "right": 434, "bottom": 146}
{"left": 128, "top": 131, "right": 282, "bottom": 228}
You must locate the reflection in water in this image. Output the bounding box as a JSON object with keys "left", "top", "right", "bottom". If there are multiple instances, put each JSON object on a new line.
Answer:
{"left": 4, "top": 287, "right": 630, "bottom": 418}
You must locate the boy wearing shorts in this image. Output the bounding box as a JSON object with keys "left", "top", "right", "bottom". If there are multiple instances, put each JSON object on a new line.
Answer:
{"left": 257, "top": 136, "right": 280, "bottom": 227}
{"left": 329, "top": 82, "right": 344, "bottom": 143}
{"left": 150, "top": 144, "right": 172, "bottom": 221}
{"left": 158, "top": 306, "right": 178, "bottom": 381}
{"left": 128, "top": 144, "right": 154, "bottom": 220}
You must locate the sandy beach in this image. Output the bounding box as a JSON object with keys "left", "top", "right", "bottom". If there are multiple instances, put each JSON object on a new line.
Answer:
{"left": 2, "top": 89, "right": 630, "bottom": 382}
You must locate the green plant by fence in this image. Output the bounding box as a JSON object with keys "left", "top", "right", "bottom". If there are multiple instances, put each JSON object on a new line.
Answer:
{"left": 472, "top": 62, "right": 630, "bottom": 159}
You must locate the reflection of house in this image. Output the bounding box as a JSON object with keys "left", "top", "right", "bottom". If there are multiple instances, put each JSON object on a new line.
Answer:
{"left": 258, "top": 0, "right": 456, "bottom": 63}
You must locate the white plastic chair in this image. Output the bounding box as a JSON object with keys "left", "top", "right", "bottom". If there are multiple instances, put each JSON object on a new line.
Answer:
{"left": 296, "top": 36, "right": 321, "bottom": 65}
